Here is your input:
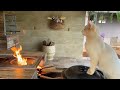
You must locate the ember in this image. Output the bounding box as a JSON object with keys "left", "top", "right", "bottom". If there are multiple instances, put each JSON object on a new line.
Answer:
{"left": 10, "top": 57, "right": 35, "bottom": 66}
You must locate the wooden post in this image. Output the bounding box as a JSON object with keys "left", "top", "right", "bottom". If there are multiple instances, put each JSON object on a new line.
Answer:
{"left": 82, "top": 11, "right": 89, "bottom": 57}
{"left": 94, "top": 12, "right": 97, "bottom": 25}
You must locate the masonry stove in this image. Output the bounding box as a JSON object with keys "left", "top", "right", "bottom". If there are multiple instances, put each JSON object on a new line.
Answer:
{"left": 0, "top": 55, "right": 42, "bottom": 69}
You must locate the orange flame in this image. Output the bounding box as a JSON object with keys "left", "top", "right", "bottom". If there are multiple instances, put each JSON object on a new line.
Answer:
{"left": 37, "top": 66, "right": 42, "bottom": 69}
{"left": 11, "top": 45, "right": 27, "bottom": 65}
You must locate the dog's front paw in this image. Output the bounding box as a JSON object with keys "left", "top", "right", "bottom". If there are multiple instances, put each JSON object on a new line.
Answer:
{"left": 87, "top": 68, "right": 94, "bottom": 75}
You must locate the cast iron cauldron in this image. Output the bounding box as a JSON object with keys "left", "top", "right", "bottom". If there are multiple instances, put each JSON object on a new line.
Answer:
{"left": 62, "top": 65, "right": 105, "bottom": 79}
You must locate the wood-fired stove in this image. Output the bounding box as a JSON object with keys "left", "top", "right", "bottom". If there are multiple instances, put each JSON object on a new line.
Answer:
{"left": 0, "top": 55, "right": 42, "bottom": 69}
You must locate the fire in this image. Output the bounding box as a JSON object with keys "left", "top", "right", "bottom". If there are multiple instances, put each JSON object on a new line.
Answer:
{"left": 11, "top": 45, "right": 27, "bottom": 65}
{"left": 37, "top": 66, "right": 42, "bottom": 69}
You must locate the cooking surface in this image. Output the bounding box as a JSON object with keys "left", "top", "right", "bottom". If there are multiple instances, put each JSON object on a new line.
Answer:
{"left": 0, "top": 56, "right": 41, "bottom": 68}
{"left": 0, "top": 68, "right": 37, "bottom": 79}
{"left": 0, "top": 51, "right": 45, "bottom": 79}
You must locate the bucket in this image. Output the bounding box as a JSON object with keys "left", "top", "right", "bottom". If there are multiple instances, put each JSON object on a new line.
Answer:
{"left": 43, "top": 45, "right": 55, "bottom": 60}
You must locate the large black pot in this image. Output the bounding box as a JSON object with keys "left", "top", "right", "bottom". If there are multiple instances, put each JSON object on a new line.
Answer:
{"left": 62, "top": 65, "right": 105, "bottom": 79}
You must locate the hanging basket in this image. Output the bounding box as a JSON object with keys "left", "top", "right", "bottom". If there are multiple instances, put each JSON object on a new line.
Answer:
{"left": 49, "top": 20, "right": 65, "bottom": 30}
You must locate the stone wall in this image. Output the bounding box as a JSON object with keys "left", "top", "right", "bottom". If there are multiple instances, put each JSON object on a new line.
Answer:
{"left": 7, "top": 11, "right": 85, "bottom": 59}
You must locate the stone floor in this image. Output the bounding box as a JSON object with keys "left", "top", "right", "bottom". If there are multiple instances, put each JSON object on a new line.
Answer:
{"left": 45, "top": 57, "right": 91, "bottom": 69}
